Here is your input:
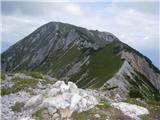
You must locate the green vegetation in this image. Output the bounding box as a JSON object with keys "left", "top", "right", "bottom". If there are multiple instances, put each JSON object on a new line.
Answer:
{"left": 97, "top": 100, "right": 111, "bottom": 109}
{"left": 129, "top": 89, "right": 143, "bottom": 99}
{"left": 124, "top": 98, "right": 160, "bottom": 120}
{"left": 75, "top": 41, "right": 123, "bottom": 88}
{"left": 125, "top": 71, "right": 160, "bottom": 101}
{"left": 1, "top": 77, "right": 38, "bottom": 96}
{"left": 58, "top": 23, "right": 74, "bottom": 37}
{"left": 11, "top": 102, "right": 24, "bottom": 112}
{"left": 18, "top": 70, "right": 43, "bottom": 79}
{"left": 124, "top": 98, "right": 147, "bottom": 108}
{"left": 124, "top": 98, "right": 160, "bottom": 112}
{"left": 113, "top": 44, "right": 122, "bottom": 54}
{"left": 73, "top": 107, "right": 106, "bottom": 120}
{"left": 32, "top": 109, "right": 44, "bottom": 119}
{"left": 40, "top": 78, "right": 56, "bottom": 85}
{"left": 52, "top": 46, "right": 81, "bottom": 77}
{"left": 33, "top": 45, "right": 81, "bottom": 77}
{"left": 102, "top": 85, "right": 118, "bottom": 91}
{"left": 73, "top": 99, "right": 131, "bottom": 120}
{"left": 89, "top": 42, "right": 122, "bottom": 82}
{"left": 141, "top": 115, "right": 150, "bottom": 120}
{"left": 1, "top": 71, "right": 6, "bottom": 80}
{"left": 73, "top": 100, "right": 111, "bottom": 120}
{"left": 32, "top": 108, "right": 47, "bottom": 120}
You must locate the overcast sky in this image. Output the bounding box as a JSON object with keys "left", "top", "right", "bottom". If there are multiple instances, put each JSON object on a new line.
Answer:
{"left": 1, "top": 0, "right": 160, "bottom": 68}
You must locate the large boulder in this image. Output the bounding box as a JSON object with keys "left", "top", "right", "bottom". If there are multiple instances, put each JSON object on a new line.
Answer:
{"left": 111, "top": 102, "right": 149, "bottom": 120}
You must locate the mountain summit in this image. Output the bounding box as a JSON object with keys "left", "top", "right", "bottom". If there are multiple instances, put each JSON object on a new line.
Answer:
{"left": 1, "top": 21, "right": 160, "bottom": 100}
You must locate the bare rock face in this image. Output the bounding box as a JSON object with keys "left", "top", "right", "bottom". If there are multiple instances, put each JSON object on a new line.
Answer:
{"left": 102, "top": 60, "right": 133, "bottom": 98}
{"left": 122, "top": 51, "right": 160, "bottom": 90}
{"left": 96, "top": 31, "right": 116, "bottom": 42}
{"left": 102, "top": 50, "right": 160, "bottom": 99}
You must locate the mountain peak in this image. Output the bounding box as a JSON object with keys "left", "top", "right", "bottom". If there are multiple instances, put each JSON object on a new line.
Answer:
{"left": 1, "top": 22, "right": 160, "bottom": 101}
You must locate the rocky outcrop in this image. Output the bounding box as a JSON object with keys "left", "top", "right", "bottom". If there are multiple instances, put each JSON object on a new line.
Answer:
{"left": 24, "top": 81, "right": 99, "bottom": 120}
{"left": 1, "top": 72, "right": 152, "bottom": 120}
{"left": 96, "top": 31, "right": 116, "bottom": 42}
{"left": 122, "top": 51, "right": 160, "bottom": 90}
{"left": 111, "top": 102, "right": 149, "bottom": 120}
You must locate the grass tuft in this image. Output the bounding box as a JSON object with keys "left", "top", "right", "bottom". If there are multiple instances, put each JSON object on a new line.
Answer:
{"left": 11, "top": 102, "right": 24, "bottom": 112}
{"left": 1, "top": 77, "right": 38, "bottom": 96}
{"left": 32, "top": 108, "right": 47, "bottom": 120}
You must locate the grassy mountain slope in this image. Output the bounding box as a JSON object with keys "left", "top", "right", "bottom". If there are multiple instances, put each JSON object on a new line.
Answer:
{"left": 69, "top": 40, "right": 123, "bottom": 88}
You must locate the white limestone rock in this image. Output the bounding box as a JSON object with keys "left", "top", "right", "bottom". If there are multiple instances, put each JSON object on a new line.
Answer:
{"left": 111, "top": 102, "right": 149, "bottom": 120}
{"left": 47, "top": 88, "right": 60, "bottom": 97}
{"left": 68, "top": 81, "right": 77, "bottom": 90}
{"left": 20, "top": 117, "right": 35, "bottom": 120}
{"left": 48, "top": 107, "right": 57, "bottom": 115}
{"left": 53, "top": 81, "right": 65, "bottom": 88}
{"left": 70, "top": 93, "right": 81, "bottom": 111}
{"left": 1, "top": 91, "right": 31, "bottom": 120}
{"left": 43, "top": 96, "right": 70, "bottom": 109}
{"left": 24, "top": 94, "right": 43, "bottom": 108}
{"left": 60, "top": 82, "right": 70, "bottom": 93}
{"left": 22, "top": 81, "right": 99, "bottom": 120}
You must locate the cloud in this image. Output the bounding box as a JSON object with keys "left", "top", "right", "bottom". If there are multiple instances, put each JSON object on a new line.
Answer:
{"left": 114, "top": 1, "right": 159, "bottom": 15}
{"left": 64, "top": 3, "right": 84, "bottom": 16}
{"left": 103, "top": 5, "right": 159, "bottom": 49}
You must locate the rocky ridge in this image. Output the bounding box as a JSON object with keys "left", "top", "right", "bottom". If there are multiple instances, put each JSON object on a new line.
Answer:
{"left": 1, "top": 72, "right": 152, "bottom": 120}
